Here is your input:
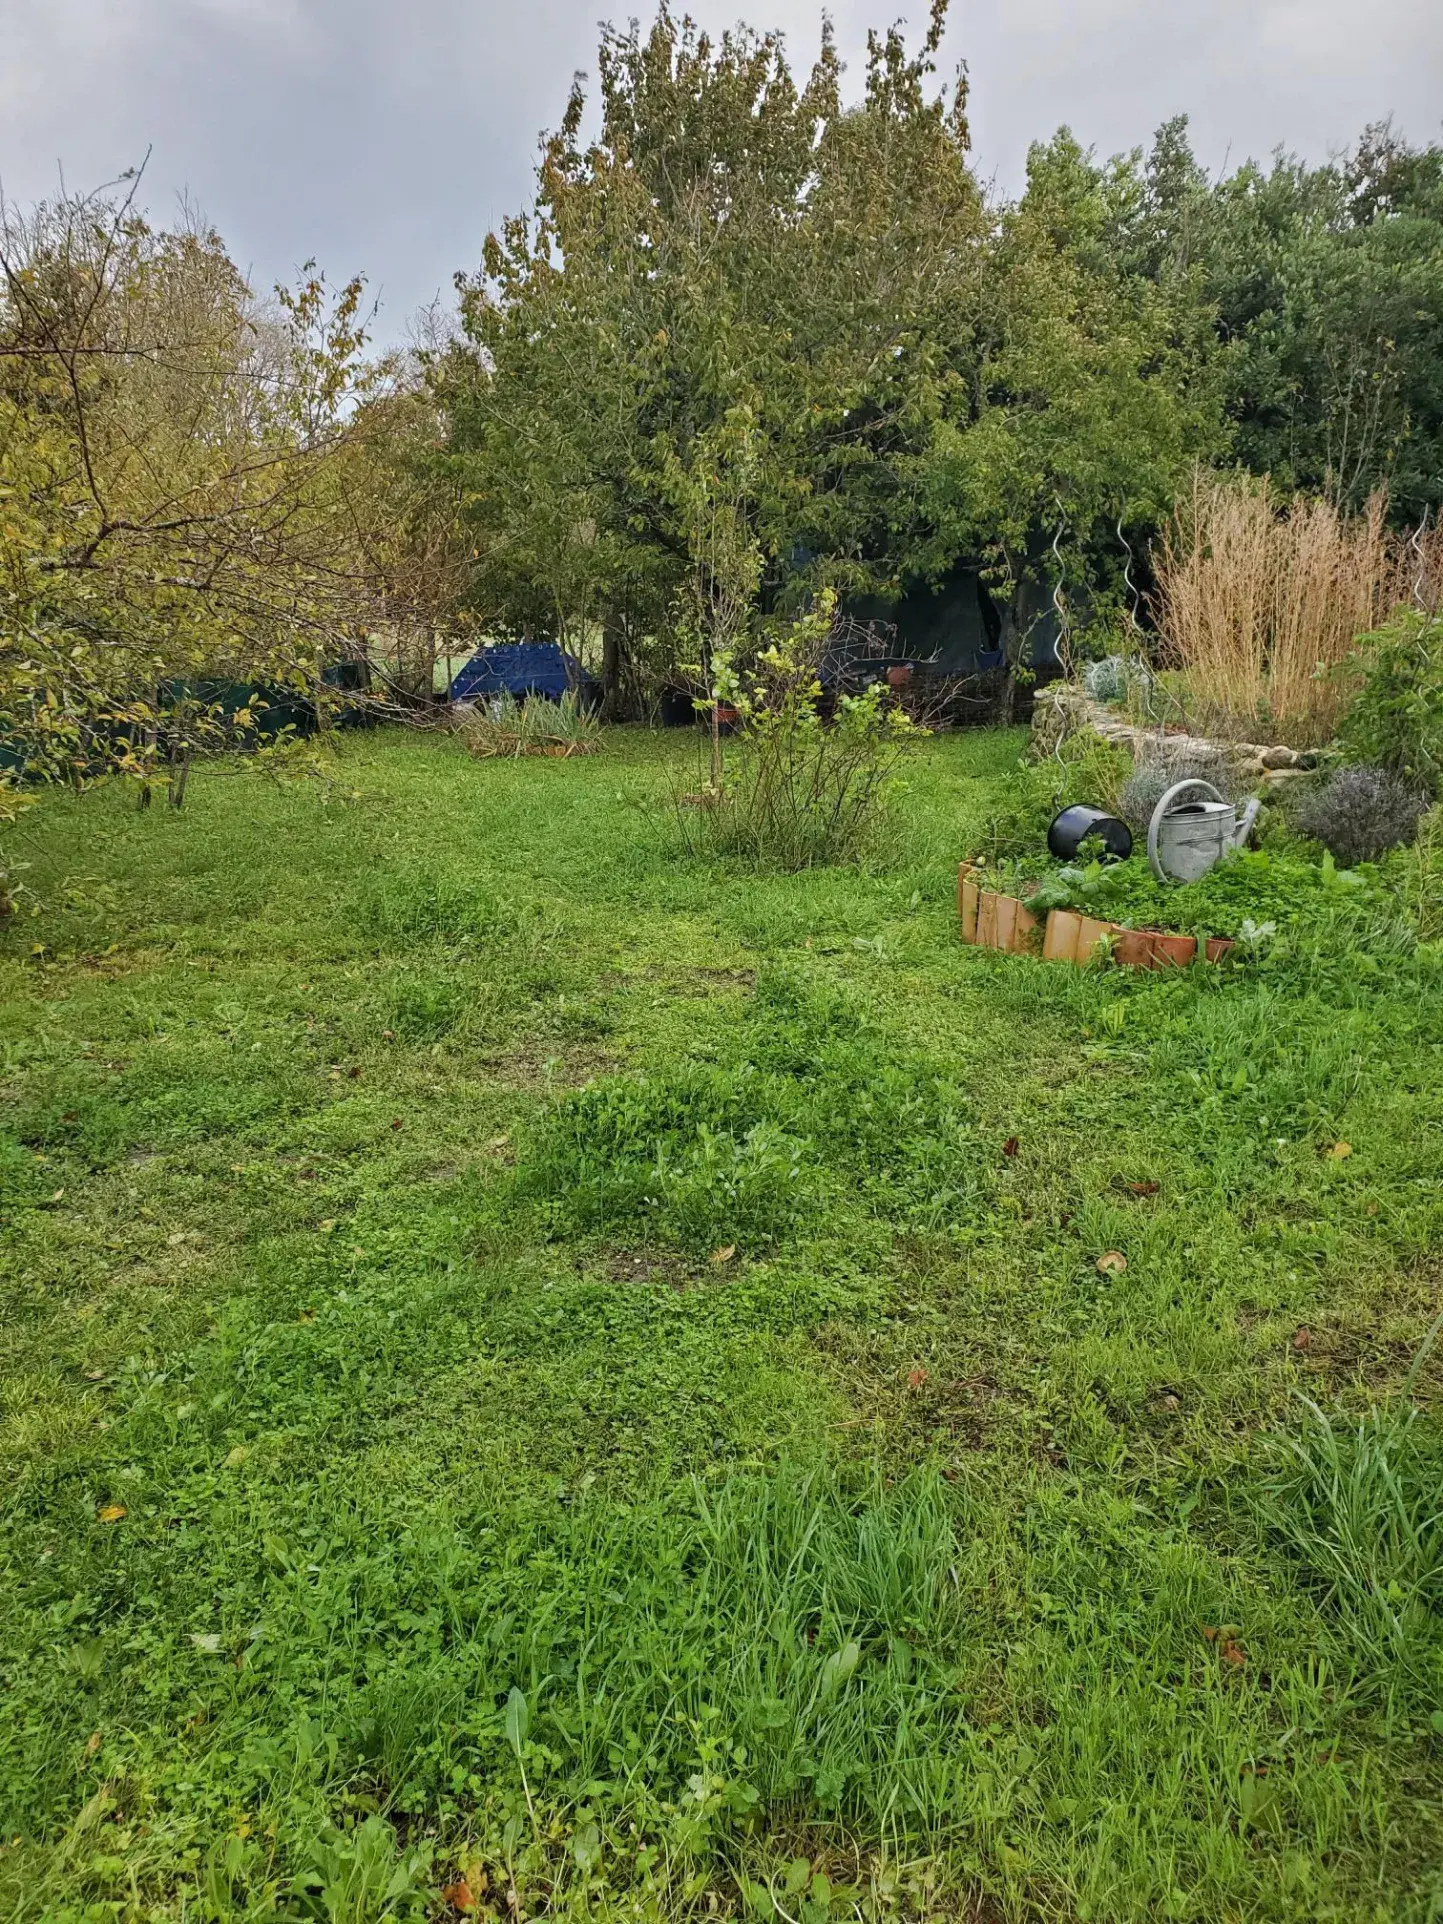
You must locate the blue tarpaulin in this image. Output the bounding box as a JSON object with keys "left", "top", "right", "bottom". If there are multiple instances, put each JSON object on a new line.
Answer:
{"left": 449, "top": 642, "right": 597, "bottom": 705}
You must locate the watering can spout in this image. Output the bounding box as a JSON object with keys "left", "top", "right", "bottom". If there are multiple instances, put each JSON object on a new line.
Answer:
{"left": 1232, "top": 798, "right": 1261, "bottom": 850}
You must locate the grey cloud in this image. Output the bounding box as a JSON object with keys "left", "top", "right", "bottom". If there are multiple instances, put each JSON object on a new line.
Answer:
{"left": 2, "top": 0, "right": 1439, "bottom": 343}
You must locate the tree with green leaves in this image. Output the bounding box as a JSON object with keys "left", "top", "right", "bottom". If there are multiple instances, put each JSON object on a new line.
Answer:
{"left": 917, "top": 128, "right": 1226, "bottom": 716}
{"left": 434, "top": 2, "right": 984, "bottom": 712}
{"left": 1105, "top": 117, "right": 1443, "bottom": 520}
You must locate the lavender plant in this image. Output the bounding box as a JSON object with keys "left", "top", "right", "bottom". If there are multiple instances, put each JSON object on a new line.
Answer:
{"left": 1298, "top": 765, "right": 1427, "bottom": 866}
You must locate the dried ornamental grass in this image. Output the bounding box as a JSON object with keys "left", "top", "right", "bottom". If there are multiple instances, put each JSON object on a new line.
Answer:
{"left": 1153, "top": 475, "right": 1442, "bottom": 747}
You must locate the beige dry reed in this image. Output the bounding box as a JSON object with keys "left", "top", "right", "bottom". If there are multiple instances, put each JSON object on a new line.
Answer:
{"left": 1153, "top": 474, "right": 1443, "bottom": 747}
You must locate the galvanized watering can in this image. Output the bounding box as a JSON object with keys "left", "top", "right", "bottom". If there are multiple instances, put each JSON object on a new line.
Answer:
{"left": 1147, "top": 779, "right": 1261, "bottom": 884}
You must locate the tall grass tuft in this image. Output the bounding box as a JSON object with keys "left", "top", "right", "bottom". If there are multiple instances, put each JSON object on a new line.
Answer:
{"left": 459, "top": 688, "right": 601, "bottom": 759}
{"left": 1153, "top": 474, "right": 1443, "bottom": 747}
{"left": 1261, "top": 1392, "right": 1443, "bottom": 1712}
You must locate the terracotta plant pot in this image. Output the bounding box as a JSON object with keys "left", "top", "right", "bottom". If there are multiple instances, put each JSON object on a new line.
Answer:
{"left": 1113, "top": 927, "right": 1159, "bottom": 970}
{"left": 1205, "top": 936, "right": 1235, "bottom": 963}
{"left": 1149, "top": 930, "right": 1197, "bottom": 967}
{"left": 886, "top": 664, "right": 913, "bottom": 688}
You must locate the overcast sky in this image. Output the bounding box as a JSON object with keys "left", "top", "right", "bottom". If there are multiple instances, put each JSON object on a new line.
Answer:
{"left": 3, "top": 0, "right": 1440, "bottom": 344}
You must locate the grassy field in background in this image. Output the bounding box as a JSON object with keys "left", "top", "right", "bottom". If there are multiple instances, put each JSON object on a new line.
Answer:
{"left": 2, "top": 725, "right": 1442, "bottom": 1923}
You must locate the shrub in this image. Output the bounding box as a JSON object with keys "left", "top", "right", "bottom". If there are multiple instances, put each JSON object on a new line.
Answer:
{"left": 1082, "top": 653, "right": 1166, "bottom": 722}
{"left": 1082, "top": 655, "right": 1130, "bottom": 704}
{"left": 679, "top": 599, "right": 918, "bottom": 870}
{"left": 1336, "top": 609, "right": 1443, "bottom": 798}
{"left": 1297, "top": 766, "right": 1427, "bottom": 867}
{"left": 1118, "top": 739, "right": 1236, "bottom": 832}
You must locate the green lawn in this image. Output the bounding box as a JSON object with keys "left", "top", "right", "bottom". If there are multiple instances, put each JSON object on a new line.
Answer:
{"left": 2, "top": 726, "right": 1441, "bottom": 1923}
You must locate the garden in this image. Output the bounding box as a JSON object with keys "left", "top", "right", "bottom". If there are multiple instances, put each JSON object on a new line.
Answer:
{"left": 5, "top": 3, "right": 1443, "bottom": 1918}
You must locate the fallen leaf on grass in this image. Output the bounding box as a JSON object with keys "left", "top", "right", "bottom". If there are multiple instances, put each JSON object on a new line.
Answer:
{"left": 1292, "top": 1326, "right": 1312, "bottom": 1351}
{"left": 191, "top": 1633, "right": 222, "bottom": 1654}
{"left": 1096, "top": 1250, "right": 1128, "bottom": 1275}
{"left": 85, "top": 1732, "right": 101, "bottom": 1757}
{"left": 1002, "top": 1137, "right": 1019, "bottom": 1157}
{"left": 443, "top": 1881, "right": 476, "bottom": 1915}
{"left": 390, "top": 1118, "right": 403, "bottom": 1131}
{"left": 97, "top": 1505, "right": 126, "bottom": 1523}
{"left": 1221, "top": 1638, "right": 1246, "bottom": 1668}
{"left": 1126, "top": 1180, "right": 1160, "bottom": 1197}
{"left": 1326, "top": 1141, "right": 1352, "bottom": 1160}
{"left": 709, "top": 1244, "right": 737, "bottom": 1266}
{"left": 84, "top": 1369, "right": 105, "bottom": 1382}
{"left": 907, "top": 1367, "right": 930, "bottom": 1390}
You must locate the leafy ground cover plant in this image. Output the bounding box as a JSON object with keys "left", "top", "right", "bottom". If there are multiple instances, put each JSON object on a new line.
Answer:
{"left": 3, "top": 725, "right": 1443, "bottom": 1921}
{"left": 993, "top": 842, "right": 1404, "bottom": 950}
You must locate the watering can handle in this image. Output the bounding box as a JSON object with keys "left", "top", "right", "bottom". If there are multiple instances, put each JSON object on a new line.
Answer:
{"left": 1147, "top": 779, "right": 1226, "bottom": 883}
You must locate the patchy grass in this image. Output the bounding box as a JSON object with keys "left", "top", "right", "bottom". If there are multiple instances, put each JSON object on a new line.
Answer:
{"left": 2, "top": 725, "right": 1442, "bottom": 1922}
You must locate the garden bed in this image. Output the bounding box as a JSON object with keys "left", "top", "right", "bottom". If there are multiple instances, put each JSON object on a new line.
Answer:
{"left": 958, "top": 865, "right": 1232, "bottom": 968}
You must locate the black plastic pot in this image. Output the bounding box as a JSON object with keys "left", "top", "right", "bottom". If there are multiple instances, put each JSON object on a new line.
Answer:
{"left": 1047, "top": 804, "right": 1133, "bottom": 863}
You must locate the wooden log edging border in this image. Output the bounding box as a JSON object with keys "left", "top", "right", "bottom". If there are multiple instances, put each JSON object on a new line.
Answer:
{"left": 957, "top": 864, "right": 1233, "bottom": 970}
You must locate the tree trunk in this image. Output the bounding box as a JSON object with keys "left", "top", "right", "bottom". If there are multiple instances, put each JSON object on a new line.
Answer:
{"left": 600, "top": 612, "right": 626, "bottom": 722}
{"left": 996, "top": 585, "right": 1027, "bottom": 727}
{"left": 996, "top": 560, "right": 1051, "bottom": 726}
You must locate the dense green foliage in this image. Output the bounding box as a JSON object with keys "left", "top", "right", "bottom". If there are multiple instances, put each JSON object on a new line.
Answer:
{"left": 1339, "top": 610, "right": 1443, "bottom": 797}
{"left": 3, "top": 728, "right": 1443, "bottom": 1920}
